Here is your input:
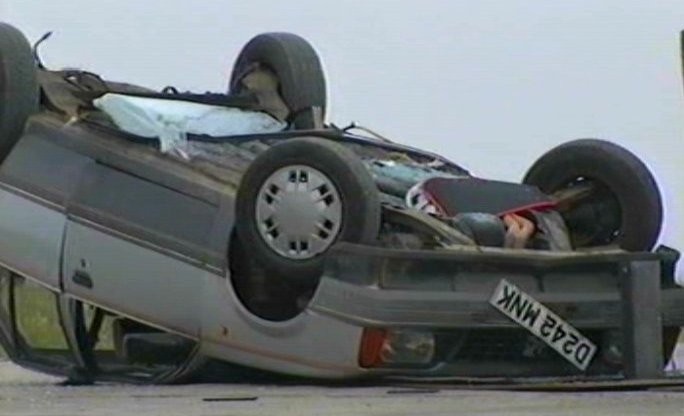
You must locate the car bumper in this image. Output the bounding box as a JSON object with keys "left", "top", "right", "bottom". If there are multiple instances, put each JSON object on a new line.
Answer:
{"left": 309, "top": 243, "right": 684, "bottom": 378}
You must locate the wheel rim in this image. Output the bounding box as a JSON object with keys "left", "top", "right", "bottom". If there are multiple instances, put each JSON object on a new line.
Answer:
{"left": 256, "top": 165, "right": 342, "bottom": 260}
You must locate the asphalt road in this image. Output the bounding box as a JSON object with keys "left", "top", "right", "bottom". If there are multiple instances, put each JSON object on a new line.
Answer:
{"left": 3, "top": 351, "right": 684, "bottom": 416}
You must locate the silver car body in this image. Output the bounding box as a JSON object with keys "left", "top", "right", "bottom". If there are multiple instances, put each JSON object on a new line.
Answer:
{"left": 1, "top": 113, "right": 684, "bottom": 382}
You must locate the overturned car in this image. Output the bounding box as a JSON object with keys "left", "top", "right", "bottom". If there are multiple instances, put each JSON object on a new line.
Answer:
{"left": 0, "top": 22, "right": 682, "bottom": 384}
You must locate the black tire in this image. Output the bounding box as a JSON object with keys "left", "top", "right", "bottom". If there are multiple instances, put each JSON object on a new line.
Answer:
{"left": 523, "top": 139, "right": 662, "bottom": 251}
{"left": 235, "top": 137, "right": 380, "bottom": 287}
{"left": 0, "top": 23, "right": 39, "bottom": 161}
{"left": 229, "top": 32, "right": 326, "bottom": 129}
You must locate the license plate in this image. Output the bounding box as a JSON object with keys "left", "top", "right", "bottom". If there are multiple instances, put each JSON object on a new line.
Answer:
{"left": 489, "top": 279, "right": 597, "bottom": 371}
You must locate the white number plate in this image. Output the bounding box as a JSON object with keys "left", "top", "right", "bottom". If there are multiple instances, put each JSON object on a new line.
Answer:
{"left": 489, "top": 279, "right": 597, "bottom": 371}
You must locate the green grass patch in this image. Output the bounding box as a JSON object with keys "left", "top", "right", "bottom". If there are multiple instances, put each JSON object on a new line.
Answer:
{"left": 0, "top": 278, "right": 114, "bottom": 360}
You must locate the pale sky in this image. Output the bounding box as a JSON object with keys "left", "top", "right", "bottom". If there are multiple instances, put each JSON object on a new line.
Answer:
{"left": 3, "top": 1, "right": 684, "bottom": 277}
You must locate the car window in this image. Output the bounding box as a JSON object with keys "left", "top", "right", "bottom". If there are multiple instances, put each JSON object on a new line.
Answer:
{"left": 69, "top": 298, "right": 201, "bottom": 383}
{"left": 13, "top": 277, "right": 68, "bottom": 351}
{"left": 0, "top": 271, "right": 74, "bottom": 369}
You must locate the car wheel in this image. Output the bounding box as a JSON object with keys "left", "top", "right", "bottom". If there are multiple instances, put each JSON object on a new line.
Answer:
{"left": 235, "top": 137, "right": 380, "bottom": 288}
{"left": 523, "top": 139, "right": 662, "bottom": 251}
{"left": 229, "top": 32, "right": 326, "bottom": 129}
{"left": 0, "top": 22, "right": 39, "bottom": 161}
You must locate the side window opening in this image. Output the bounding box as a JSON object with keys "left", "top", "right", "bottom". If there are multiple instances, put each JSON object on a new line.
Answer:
{"left": 0, "top": 270, "right": 73, "bottom": 370}
{"left": 67, "top": 299, "right": 202, "bottom": 383}
{"left": 0, "top": 268, "right": 204, "bottom": 383}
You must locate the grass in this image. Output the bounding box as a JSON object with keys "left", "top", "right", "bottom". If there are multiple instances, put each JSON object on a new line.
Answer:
{"left": 0, "top": 277, "right": 114, "bottom": 360}
{"left": 14, "top": 281, "right": 69, "bottom": 350}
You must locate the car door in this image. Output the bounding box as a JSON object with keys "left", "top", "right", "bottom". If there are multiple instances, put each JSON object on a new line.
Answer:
{"left": 62, "top": 161, "right": 226, "bottom": 338}
{"left": 0, "top": 134, "right": 89, "bottom": 290}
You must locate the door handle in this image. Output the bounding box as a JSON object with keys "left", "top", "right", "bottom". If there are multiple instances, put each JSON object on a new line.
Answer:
{"left": 72, "top": 270, "right": 93, "bottom": 289}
